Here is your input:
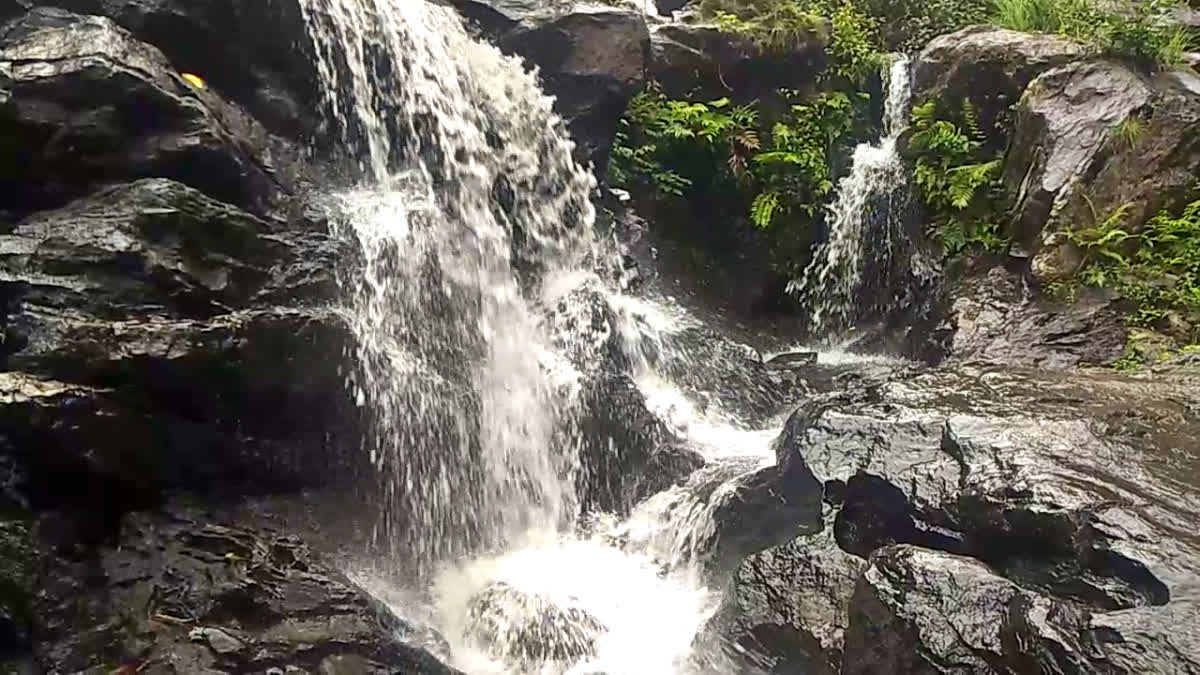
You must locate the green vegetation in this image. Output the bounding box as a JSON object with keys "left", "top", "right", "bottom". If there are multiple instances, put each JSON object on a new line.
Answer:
{"left": 610, "top": 87, "right": 865, "bottom": 229}
{"left": 906, "top": 101, "right": 1006, "bottom": 256}
{"left": 990, "top": 0, "right": 1197, "bottom": 67}
{"left": 857, "top": 0, "right": 991, "bottom": 51}
{"left": 610, "top": 0, "right": 881, "bottom": 231}
{"left": 702, "top": 0, "right": 826, "bottom": 54}
{"left": 1063, "top": 198, "right": 1200, "bottom": 342}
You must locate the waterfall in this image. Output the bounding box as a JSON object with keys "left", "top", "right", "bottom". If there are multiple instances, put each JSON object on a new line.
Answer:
{"left": 790, "top": 56, "right": 914, "bottom": 337}
{"left": 299, "top": 1, "right": 808, "bottom": 671}
{"left": 299, "top": 0, "right": 600, "bottom": 570}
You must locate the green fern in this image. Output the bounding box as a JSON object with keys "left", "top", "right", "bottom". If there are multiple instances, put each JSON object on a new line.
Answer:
{"left": 751, "top": 191, "right": 783, "bottom": 229}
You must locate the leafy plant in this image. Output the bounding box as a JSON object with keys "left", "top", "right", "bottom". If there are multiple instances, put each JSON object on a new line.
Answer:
{"left": 609, "top": 87, "right": 865, "bottom": 230}
{"left": 1065, "top": 198, "right": 1200, "bottom": 341}
{"left": 1113, "top": 116, "right": 1146, "bottom": 149}
{"left": 989, "top": 0, "right": 1198, "bottom": 68}
{"left": 907, "top": 101, "right": 1006, "bottom": 256}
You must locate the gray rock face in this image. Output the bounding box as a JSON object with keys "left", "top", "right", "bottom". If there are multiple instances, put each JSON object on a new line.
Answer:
{"left": 706, "top": 362, "right": 1200, "bottom": 673}
{"left": 932, "top": 264, "right": 1128, "bottom": 369}
{"left": 0, "top": 8, "right": 279, "bottom": 214}
{"left": 843, "top": 545, "right": 1099, "bottom": 674}
{"left": 447, "top": 0, "right": 650, "bottom": 170}
{"left": 696, "top": 511, "right": 862, "bottom": 675}
{"left": 1014, "top": 66, "right": 1200, "bottom": 282}
{"left": 9, "top": 504, "right": 458, "bottom": 674}
{"left": 914, "top": 26, "right": 1087, "bottom": 150}
{"left": 1003, "top": 61, "right": 1152, "bottom": 266}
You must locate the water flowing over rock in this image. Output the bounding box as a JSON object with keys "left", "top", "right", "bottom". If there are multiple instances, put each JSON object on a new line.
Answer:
{"left": 299, "top": 0, "right": 613, "bottom": 571}
{"left": 435, "top": 0, "right": 650, "bottom": 171}
{"left": 792, "top": 57, "right": 923, "bottom": 337}
{"left": 465, "top": 582, "right": 607, "bottom": 670}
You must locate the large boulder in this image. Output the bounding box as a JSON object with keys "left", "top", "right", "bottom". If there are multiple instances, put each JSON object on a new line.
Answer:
{"left": 926, "top": 264, "right": 1129, "bottom": 369}
{"left": 12, "top": 0, "right": 319, "bottom": 138}
{"left": 0, "top": 8, "right": 279, "bottom": 215}
{"left": 913, "top": 26, "right": 1087, "bottom": 150}
{"left": 706, "top": 362, "right": 1200, "bottom": 672}
{"left": 0, "top": 178, "right": 358, "bottom": 502}
{"left": 448, "top": 0, "right": 650, "bottom": 171}
{"left": 11, "top": 504, "right": 457, "bottom": 673}
{"left": 1002, "top": 61, "right": 1152, "bottom": 264}
{"left": 649, "top": 20, "right": 828, "bottom": 100}
{"left": 842, "top": 545, "right": 1102, "bottom": 674}
{"left": 1012, "top": 66, "right": 1200, "bottom": 282}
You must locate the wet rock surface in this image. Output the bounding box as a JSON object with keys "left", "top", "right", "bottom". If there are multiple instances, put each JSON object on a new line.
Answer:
{"left": 0, "top": 8, "right": 281, "bottom": 215}
{"left": 913, "top": 26, "right": 1087, "bottom": 150}
{"left": 706, "top": 360, "right": 1200, "bottom": 673}
{"left": 927, "top": 264, "right": 1129, "bottom": 369}
{"left": 466, "top": 582, "right": 607, "bottom": 670}
{"left": 0, "top": 503, "right": 457, "bottom": 674}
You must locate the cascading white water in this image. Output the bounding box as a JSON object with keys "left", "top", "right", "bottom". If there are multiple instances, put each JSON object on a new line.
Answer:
{"left": 300, "top": 1, "right": 805, "bottom": 672}
{"left": 790, "top": 56, "right": 914, "bottom": 337}
{"left": 300, "top": 0, "right": 601, "bottom": 569}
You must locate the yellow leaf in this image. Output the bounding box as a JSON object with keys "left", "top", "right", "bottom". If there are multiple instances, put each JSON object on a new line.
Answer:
{"left": 180, "top": 72, "right": 206, "bottom": 90}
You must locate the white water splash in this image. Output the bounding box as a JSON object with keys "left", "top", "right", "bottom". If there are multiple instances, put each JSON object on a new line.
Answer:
{"left": 300, "top": 1, "right": 800, "bottom": 672}
{"left": 791, "top": 56, "right": 914, "bottom": 337}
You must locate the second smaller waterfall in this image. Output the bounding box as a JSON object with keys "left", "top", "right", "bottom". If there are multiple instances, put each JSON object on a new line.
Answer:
{"left": 790, "top": 56, "right": 914, "bottom": 337}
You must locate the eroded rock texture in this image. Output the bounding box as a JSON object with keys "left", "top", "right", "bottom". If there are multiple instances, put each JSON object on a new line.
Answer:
{"left": 705, "top": 362, "right": 1200, "bottom": 673}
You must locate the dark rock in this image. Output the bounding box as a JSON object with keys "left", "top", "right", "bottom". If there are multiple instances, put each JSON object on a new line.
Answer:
{"left": 0, "top": 9, "right": 278, "bottom": 214}
{"left": 38, "top": 0, "right": 320, "bottom": 138}
{"left": 0, "top": 179, "right": 317, "bottom": 324}
{"left": 0, "top": 309, "right": 358, "bottom": 505}
{"left": 574, "top": 371, "right": 673, "bottom": 515}
{"left": 447, "top": 0, "right": 650, "bottom": 171}
{"left": 649, "top": 21, "right": 827, "bottom": 101}
{"left": 465, "top": 581, "right": 607, "bottom": 670}
{"left": 843, "top": 545, "right": 1102, "bottom": 674}
{"left": 930, "top": 264, "right": 1129, "bottom": 369}
{"left": 629, "top": 440, "right": 707, "bottom": 505}
{"left": 775, "top": 364, "right": 1198, "bottom": 670}
{"left": 696, "top": 512, "right": 863, "bottom": 675}
{"left": 705, "top": 456, "right": 824, "bottom": 573}
{"left": 766, "top": 351, "right": 819, "bottom": 368}
{"left": 913, "top": 26, "right": 1087, "bottom": 151}
{"left": 655, "top": 0, "right": 691, "bottom": 16}
{"left": 22, "top": 505, "right": 458, "bottom": 674}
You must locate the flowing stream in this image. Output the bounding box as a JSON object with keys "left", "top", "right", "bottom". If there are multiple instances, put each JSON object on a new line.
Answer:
{"left": 790, "top": 56, "right": 915, "bottom": 337}
{"left": 298, "top": 0, "right": 799, "bottom": 671}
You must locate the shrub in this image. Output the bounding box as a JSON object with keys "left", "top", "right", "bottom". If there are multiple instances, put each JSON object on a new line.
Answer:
{"left": 609, "top": 87, "right": 866, "bottom": 230}
{"left": 990, "top": 0, "right": 1198, "bottom": 68}
{"left": 907, "top": 101, "right": 1006, "bottom": 256}
{"left": 1064, "top": 197, "right": 1200, "bottom": 341}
